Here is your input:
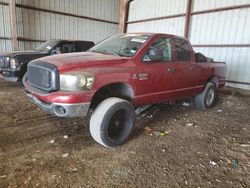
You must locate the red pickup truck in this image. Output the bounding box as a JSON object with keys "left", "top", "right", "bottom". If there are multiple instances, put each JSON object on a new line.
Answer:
{"left": 24, "top": 33, "right": 226, "bottom": 148}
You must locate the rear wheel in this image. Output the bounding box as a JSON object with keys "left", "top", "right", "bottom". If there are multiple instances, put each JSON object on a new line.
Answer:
{"left": 195, "top": 82, "right": 216, "bottom": 110}
{"left": 90, "top": 97, "right": 135, "bottom": 148}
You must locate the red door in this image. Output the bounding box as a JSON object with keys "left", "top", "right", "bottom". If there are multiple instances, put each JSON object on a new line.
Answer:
{"left": 171, "top": 38, "right": 197, "bottom": 99}
{"left": 134, "top": 37, "right": 177, "bottom": 106}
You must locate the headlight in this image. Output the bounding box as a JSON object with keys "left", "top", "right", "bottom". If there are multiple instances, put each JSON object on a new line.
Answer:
{"left": 5, "top": 57, "right": 10, "bottom": 63}
{"left": 60, "top": 72, "right": 95, "bottom": 91}
{"left": 10, "top": 58, "right": 19, "bottom": 69}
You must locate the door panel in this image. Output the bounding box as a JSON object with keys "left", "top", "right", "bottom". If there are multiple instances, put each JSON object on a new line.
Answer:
{"left": 135, "top": 62, "right": 178, "bottom": 106}
{"left": 135, "top": 37, "right": 176, "bottom": 106}
{"left": 172, "top": 38, "right": 197, "bottom": 99}
{"left": 173, "top": 62, "right": 197, "bottom": 98}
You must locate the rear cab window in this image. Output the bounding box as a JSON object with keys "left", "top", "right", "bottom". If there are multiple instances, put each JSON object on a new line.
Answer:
{"left": 75, "top": 41, "right": 94, "bottom": 52}
{"left": 175, "top": 38, "right": 192, "bottom": 62}
{"left": 60, "top": 42, "right": 75, "bottom": 53}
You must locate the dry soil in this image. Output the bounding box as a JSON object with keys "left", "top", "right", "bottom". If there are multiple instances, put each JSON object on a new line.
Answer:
{"left": 0, "top": 79, "right": 250, "bottom": 188}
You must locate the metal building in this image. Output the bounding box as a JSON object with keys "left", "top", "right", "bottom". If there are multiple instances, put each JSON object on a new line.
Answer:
{"left": 126, "top": 0, "right": 250, "bottom": 90}
{"left": 1, "top": 0, "right": 250, "bottom": 90}
{"left": 0, "top": 0, "right": 119, "bottom": 51}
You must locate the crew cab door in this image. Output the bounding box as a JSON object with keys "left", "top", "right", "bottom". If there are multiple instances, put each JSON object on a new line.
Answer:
{"left": 135, "top": 36, "right": 177, "bottom": 106}
{"left": 172, "top": 38, "right": 197, "bottom": 99}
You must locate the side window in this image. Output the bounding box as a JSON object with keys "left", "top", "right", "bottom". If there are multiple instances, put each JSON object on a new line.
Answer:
{"left": 143, "top": 37, "right": 173, "bottom": 62}
{"left": 75, "top": 42, "right": 94, "bottom": 52}
{"left": 175, "top": 39, "right": 191, "bottom": 61}
{"left": 60, "top": 43, "right": 75, "bottom": 53}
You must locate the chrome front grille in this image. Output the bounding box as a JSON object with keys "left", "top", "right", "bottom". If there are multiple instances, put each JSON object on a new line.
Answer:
{"left": 28, "top": 66, "right": 51, "bottom": 89}
{"left": 0, "top": 57, "right": 10, "bottom": 69}
{"left": 27, "top": 60, "right": 59, "bottom": 92}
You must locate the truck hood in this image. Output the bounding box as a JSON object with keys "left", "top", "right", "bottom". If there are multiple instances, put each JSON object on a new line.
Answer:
{"left": 0, "top": 50, "right": 47, "bottom": 57}
{"left": 40, "top": 52, "right": 128, "bottom": 71}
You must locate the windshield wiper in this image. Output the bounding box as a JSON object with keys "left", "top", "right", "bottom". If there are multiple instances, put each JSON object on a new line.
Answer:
{"left": 92, "top": 49, "right": 120, "bottom": 57}
{"left": 104, "top": 50, "right": 120, "bottom": 57}
{"left": 90, "top": 49, "right": 121, "bottom": 57}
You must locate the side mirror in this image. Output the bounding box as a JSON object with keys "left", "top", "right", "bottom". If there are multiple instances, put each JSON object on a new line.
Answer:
{"left": 143, "top": 48, "right": 163, "bottom": 62}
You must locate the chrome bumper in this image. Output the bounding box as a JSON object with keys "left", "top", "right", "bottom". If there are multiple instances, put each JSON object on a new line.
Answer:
{"left": 27, "top": 93, "right": 90, "bottom": 118}
{"left": 0, "top": 68, "right": 20, "bottom": 82}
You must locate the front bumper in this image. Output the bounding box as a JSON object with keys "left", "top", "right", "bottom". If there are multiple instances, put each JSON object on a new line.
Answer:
{"left": 27, "top": 93, "right": 90, "bottom": 118}
{"left": 0, "top": 68, "right": 20, "bottom": 82}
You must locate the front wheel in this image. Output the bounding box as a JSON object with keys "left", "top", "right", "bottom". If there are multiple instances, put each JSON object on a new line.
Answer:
{"left": 195, "top": 82, "right": 216, "bottom": 111}
{"left": 90, "top": 97, "right": 135, "bottom": 148}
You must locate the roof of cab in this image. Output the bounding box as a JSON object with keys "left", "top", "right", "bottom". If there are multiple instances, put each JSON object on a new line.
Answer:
{"left": 122, "top": 32, "right": 187, "bottom": 40}
{"left": 46, "top": 39, "right": 94, "bottom": 43}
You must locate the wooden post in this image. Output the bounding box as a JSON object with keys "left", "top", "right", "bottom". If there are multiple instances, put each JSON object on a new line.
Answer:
{"left": 119, "top": 0, "right": 129, "bottom": 33}
{"left": 9, "top": 0, "right": 18, "bottom": 51}
{"left": 184, "top": 0, "right": 193, "bottom": 39}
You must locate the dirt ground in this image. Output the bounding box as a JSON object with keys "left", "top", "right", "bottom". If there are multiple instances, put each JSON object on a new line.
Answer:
{"left": 0, "top": 79, "right": 249, "bottom": 188}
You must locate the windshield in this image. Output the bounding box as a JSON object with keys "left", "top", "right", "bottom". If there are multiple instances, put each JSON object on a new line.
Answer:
{"left": 89, "top": 34, "right": 150, "bottom": 57}
{"left": 36, "top": 40, "right": 59, "bottom": 52}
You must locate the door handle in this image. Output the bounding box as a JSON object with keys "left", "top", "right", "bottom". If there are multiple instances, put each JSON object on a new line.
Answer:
{"left": 189, "top": 66, "right": 196, "bottom": 71}
{"left": 167, "top": 67, "right": 176, "bottom": 72}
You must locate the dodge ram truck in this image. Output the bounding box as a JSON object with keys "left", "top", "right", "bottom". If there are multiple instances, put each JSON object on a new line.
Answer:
{"left": 0, "top": 39, "right": 94, "bottom": 82}
{"left": 24, "top": 33, "right": 227, "bottom": 148}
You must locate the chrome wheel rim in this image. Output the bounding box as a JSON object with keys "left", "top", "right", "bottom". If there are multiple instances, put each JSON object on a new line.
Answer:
{"left": 206, "top": 88, "right": 215, "bottom": 106}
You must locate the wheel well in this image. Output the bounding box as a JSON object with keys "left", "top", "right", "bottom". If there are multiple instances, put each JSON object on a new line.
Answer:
{"left": 90, "top": 83, "right": 134, "bottom": 110}
{"left": 18, "top": 62, "right": 28, "bottom": 81}
{"left": 208, "top": 76, "right": 219, "bottom": 88}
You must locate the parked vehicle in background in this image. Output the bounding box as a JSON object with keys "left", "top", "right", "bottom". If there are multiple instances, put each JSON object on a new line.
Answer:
{"left": 24, "top": 33, "right": 227, "bottom": 148}
{"left": 0, "top": 40, "right": 94, "bottom": 82}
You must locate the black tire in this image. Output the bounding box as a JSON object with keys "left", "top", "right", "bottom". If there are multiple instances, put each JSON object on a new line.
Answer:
{"left": 90, "top": 97, "right": 135, "bottom": 148}
{"left": 195, "top": 82, "right": 216, "bottom": 111}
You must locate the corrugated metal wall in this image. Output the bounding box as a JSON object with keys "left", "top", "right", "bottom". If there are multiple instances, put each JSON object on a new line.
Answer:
{"left": 0, "top": 0, "right": 119, "bottom": 52}
{"left": 0, "top": 0, "right": 12, "bottom": 51}
{"left": 193, "top": 0, "right": 250, "bottom": 10}
{"left": 191, "top": 0, "right": 250, "bottom": 90}
{"left": 127, "top": 0, "right": 250, "bottom": 90}
{"left": 128, "top": 0, "right": 186, "bottom": 21}
{"left": 127, "top": 0, "right": 186, "bottom": 36}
